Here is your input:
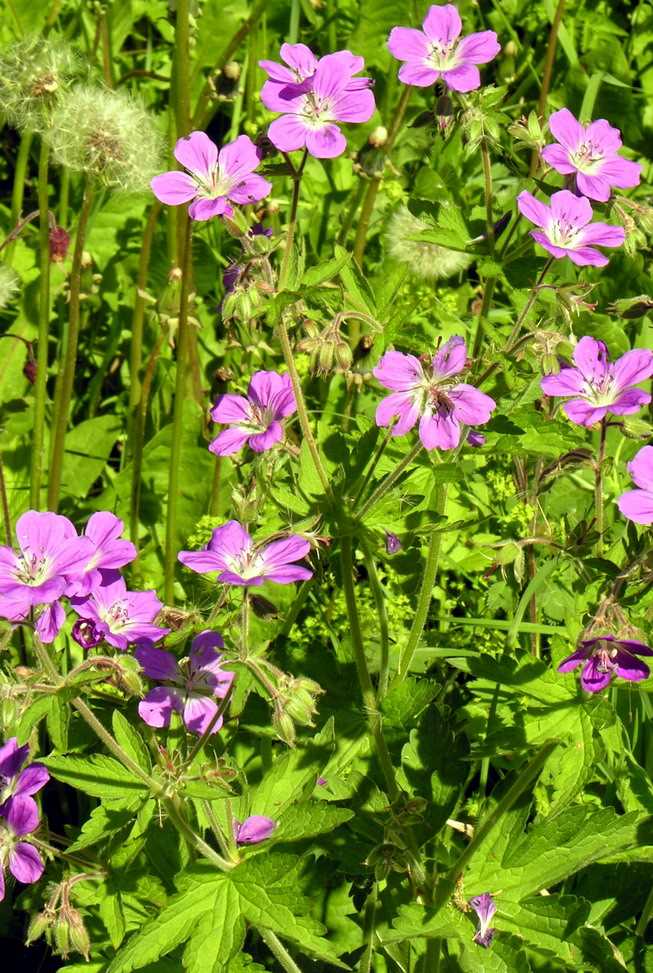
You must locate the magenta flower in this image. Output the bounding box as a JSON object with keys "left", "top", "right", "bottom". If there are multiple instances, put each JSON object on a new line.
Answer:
{"left": 0, "top": 739, "right": 48, "bottom": 824}
{"left": 541, "top": 109, "right": 641, "bottom": 203}
{"left": 136, "top": 632, "right": 234, "bottom": 736}
{"left": 260, "top": 50, "right": 375, "bottom": 159}
{"left": 387, "top": 4, "right": 500, "bottom": 92}
{"left": 558, "top": 634, "right": 652, "bottom": 693}
{"left": 541, "top": 336, "right": 653, "bottom": 427}
{"left": 373, "top": 336, "right": 496, "bottom": 450}
{"left": 210, "top": 371, "right": 297, "bottom": 456}
{"left": 71, "top": 574, "right": 169, "bottom": 650}
{"left": 0, "top": 795, "right": 45, "bottom": 902}
{"left": 385, "top": 532, "right": 402, "bottom": 555}
{"left": 469, "top": 893, "right": 496, "bottom": 948}
{"left": 618, "top": 446, "right": 653, "bottom": 525}
{"left": 178, "top": 520, "right": 313, "bottom": 587}
{"left": 151, "top": 132, "right": 272, "bottom": 221}
{"left": 517, "top": 190, "right": 625, "bottom": 267}
{"left": 67, "top": 512, "right": 137, "bottom": 597}
{"left": 233, "top": 815, "right": 276, "bottom": 845}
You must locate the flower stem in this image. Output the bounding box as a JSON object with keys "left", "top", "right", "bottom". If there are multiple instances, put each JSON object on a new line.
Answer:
{"left": 258, "top": 929, "right": 303, "bottom": 973}
{"left": 164, "top": 217, "right": 193, "bottom": 603}
{"left": 480, "top": 138, "right": 495, "bottom": 257}
{"left": 357, "top": 441, "right": 422, "bottom": 521}
{"left": 30, "top": 140, "right": 51, "bottom": 509}
{"left": 530, "top": 0, "right": 566, "bottom": 174}
{"left": 174, "top": 0, "right": 191, "bottom": 135}
{"left": 362, "top": 544, "right": 390, "bottom": 700}
{"left": 47, "top": 184, "right": 95, "bottom": 511}
{"left": 351, "top": 426, "right": 393, "bottom": 508}
{"left": 0, "top": 451, "right": 12, "bottom": 545}
{"left": 6, "top": 130, "right": 33, "bottom": 266}
{"left": 595, "top": 417, "right": 607, "bottom": 555}
{"left": 396, "top": 485, "right": 448, "bottom": 683}
{"left": 278, "top": 149, "right": 308, "bottom": 290}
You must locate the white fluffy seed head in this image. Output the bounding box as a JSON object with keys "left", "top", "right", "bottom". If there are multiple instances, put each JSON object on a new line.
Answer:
{"left": 46, "top": 86, "right": 163, "bottom": 192}
{"left": 0, "top": 37, "right": 81, "bottom": 133}
{"left": 0, "top": 264, "right": 20, "bottom": 308}
{"left": 385, "top": 206, "right": 472, "bottom": 280}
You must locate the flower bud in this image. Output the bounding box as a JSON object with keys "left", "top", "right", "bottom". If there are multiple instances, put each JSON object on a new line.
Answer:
{"left": 272, "top": 707, "right": 296, "bottom": 747}
{"left": 26, "top": 909, "right": 55, "bottom": 946}
{"left": 71, "top": 618, "right": 104, "bottom": 650}
{"left": 368, "top": 125, "right": 388, "bottom": 148}
{"left": 49, "top": 225, "right": 70, "bottom": 262}
{"left": 385, "top": 531, "right": 402, "bottom": 554}
{"left": 278, "top": 675, "right": 323, "bottom": 727}
{"left": 23, "top": 356, "right": 37, "bottom": 385}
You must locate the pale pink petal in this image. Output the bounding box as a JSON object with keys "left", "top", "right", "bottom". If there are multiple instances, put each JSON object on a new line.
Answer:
{"left": 449, "top": 385, "right": 496, "bottom": 425}
{"left": 35, "top": 601, "right": 65, "bottom": 644}
{"left": 563, "top": 400, "right": 607, "bottom": 426}
{"left": 627, "top": 446, "right": 653, "bottom": 491}
{"left": 530, "top": 230, "right": 569, "bottom": 259}
{"left": 259, "top": 80, "right": 306, "bottom": 113}
{"left": 312, "top": 52, "right": 352, "bottom": 101}
{"left": 218, "top": 135, "right": 261, "bottom": 184}
{"left": 579, "top": 222, "right": 625, "bottom": 248}
{"left": 249, "top": 422, "right": 283, "bottom": 452}
{"left": 174, "top": 131, "right": 218, "bottom": 177}
{"left": 540, "top": 143, "right": 575, "bottom": 174}
{"left": 599, "top": 156, "right": 641, "bottom": 189}
{"left": 457, "top": 31, "right": 501, "bottom": 64}
{"left": 188, "top": 196, "right": 230, "bottom": 221}
{"left": 387, "top": 26, "right": 431, "bottom": 61}
{"left": 572, "top": 336, "right": 608, "bottom": 384}
{"left": 138, "top": 687, "right": 183, "bottom": 729}
{"left": 585, "top": 118, "right": 622, "bottom": 153}
{"left": 209, "top": 428, "right": 251, "bottom": 456}
{"left": 332, "top": 88, "right": 376, "bottom": 124}
{"left": 398, "top": 62, "right": 440, "bottom": 87}
{"left": 419, "top": 411, "right": 461, "bottom": 450}
{"left": 422, "top": 4, "right": 462, "bottom": 44}
{"left": 548, "top": 108, "right": 584, "bottom": 152}
{"left": 540, "top": 368, "right": 585, "bottom": 397}
{"left": 618, "top": 488, "right": 653, "bottom": 524}
{"left": 183, "top": 696, "right": 222, "bottom": 735}
{"left": 279, "top": 42, "right": 318, "bottom": 79}
{"left": 209, "top": 521, "right": 253, "bottom": 562}
{"left": 228, "top": 174, "right": 272, "bottom": 205}
{"left": 373, "top": 351, "right": 424, "bottom": 391}
{"left": 267, "top": 114, "right": 308, "bottom": 153}
{"left": 441, "top": 64, "right": 481, "bottom": 92}
{"left": 375, "top": 391, "right": 421, "bottom": 435}
{"left": 234, "top": 815, "right": 276, "bottom": 844}
{"left": 432, "top": 336, "right": 467, "bottom": 378}
{"left": 549, "top": 189, "right": 593, "bottom": 230}
{"left": 576, "top": 172, "right": 611, "bottom": 202}
{"left": 305, "top": 125, "right": 347, "bottom": 159}
{"left": 566, "top": 246, "right": 609, "bottom": 267}
{"left": 608, "top": 389, "right": 650, "bottom": 414}
{"left": 612, "top": 348, "right": 653, "bottom": 391}
{"left": 516, "top": 191, "right": 550, "bottom": 229}
{"left": 150, "top": 171, "right": 198, "bottom": 205}
{"left": 9, "top": 843, "right": 43, "bottom": 884}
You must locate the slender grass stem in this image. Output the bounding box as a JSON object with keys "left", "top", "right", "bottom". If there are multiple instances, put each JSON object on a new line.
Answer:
{"left": 530, "top": 0, "right": 566, "bottom": 174}
{"left": 30, "top": 141, "right": 51, "bottom": 508}
{"left": 0, "top": 452, "right": 12, "bottom": 545}
{"left": 6, "top": 130, "right": 33, "bottom": 266}
{"left": 357, "top": 442, "right": 422, "bottom": 521}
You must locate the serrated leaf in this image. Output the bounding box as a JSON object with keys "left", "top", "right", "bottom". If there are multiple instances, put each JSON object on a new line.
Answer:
{"left": 182, "top": 883, "right": 244, "bottom": 973}
{"left": 44, "top": 754, "right": 149, "bottom": 800}
{"left": 16, "top": 695, "right": 54, "bottom": 743}
{"left": 302, "top": 248, "right": 350, "bottom": 288}
{"left": 112, "top": 710, "right": 152, "bottom": 773}
{"left": 275, "top": 803, "right": 353, "bottom": 842}
{"left": 250, "top": 719, "right": 335, "bottom": 818}
{"left": 497, "top": 894, "right": 589, "bottom": 965}
{"left": 67, "top": 803, "right": 134, "bottom": 853}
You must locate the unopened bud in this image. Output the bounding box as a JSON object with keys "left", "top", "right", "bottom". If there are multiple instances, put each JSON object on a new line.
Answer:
{"left": 71, "top": 618, "right": 104, "bottom": 649}
{"left": 223, "top": 60, "right": 241, "bottom": 81}
{"left": 368, "top": 125, "right": 388, "bottom": 148}
{"left": 279, "top": 675, "right": 323, "bottom": 727}
{"left": 334, "top": 339, "right": 353, "bottom": 371}
{"left": 23, "top": 357, "right": 37, "bottom": 384}
{"left": 504, "top": 40, "right": 517, "bottom": 58}
{"left": 26, "top": 910, "right": 54, "bottom": 945}
{"left": 49, "top": 225, "right": 70, "bottom": 262}
{"left": 272, "top": 707, "right": 296, "bottom": 747}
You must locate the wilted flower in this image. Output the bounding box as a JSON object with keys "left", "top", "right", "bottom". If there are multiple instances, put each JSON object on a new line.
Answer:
{"left": 617, "top": 445, "right": 653, "bottom": 524}
{"left": 517, "top": 190, "right": 625, "bottom": 267}
{"left": 0, "top": 37, "right": 80, "bottom": 133}
{"left": 47, "top": 86, "right": 162, "bottom": 191}
{"left": 178, "top": 520, "right": 313, "bottom": 586}
{"left": 260, "top": 47, "right": 375, "bottom": 158}
{"left": 71, "top": 574, "right": 169, "bottom": 650}
{"left": 469, "top": 892, "right": 496, "bottom": 947}
{"left": 233, "top": 815, "right": 276, "bottom": 845}
{"left": 385, "top": 206, "right": 472, "bottom": 280}
{"left": 136, "top": 632, "right": 234, "bottom": 735}
{"left": 0, "top": 264, "right": 20, "bottom": 309}
{"left": 0, "top": 795, "right": 45, "bottom": 901}
{"left": 387, "top": 4, "right": 500, "bottom": 92}
{"left": 151, "top": 131, "right": 271, "bottom": 221}
{"left": 373, "top": 336, "right": 496, "bottom": 450}
{"left": 541, "top": 109, "right": 641, "bottom": 203}
{"left": 209, "top": 371, "right": 296, "bottom": 456}
{"left": 0, "top": 738, "right": 48, "bottom": 822}
{"left": 558, "top": 634, "right": 652, "bottom": 692}
{"left": 71, "top": 618, "right": 105, "bottom": 650}
{"left": 540, "top": 336, "right": 653, "bottom": 427}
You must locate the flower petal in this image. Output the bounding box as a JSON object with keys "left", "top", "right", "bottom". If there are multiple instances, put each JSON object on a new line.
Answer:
{"left": 209, "top": 428, "right": 251, "bottom": 456}
{"left": 576, "top": 173, "right": 611, "bottom": 203}
{"left": 449, "top": 384, "right": 496, "bottom": 425}
{"left": 548, "top": 108, "right": 584, "bottom": 152}
{"left": 248, "top": 421, "right": 283, "bottom": 452}
{"left": 188, "top": 196, "right": 231, "bottom": 221}
{"left": 517, "top": 191, "right": 550, "bottom": 229}
{"left": 563, "top": 400, "right": 607, "bottom": 426}
{"left": 305, "top": 124, "right": 347, "bottom": 159}
{"left": 599, "top": 156, "right": 641, "bottom": 189}
{"left": 614, "top": 650, "right": 650, "bottom": 682}
{"left": 228, "top": 173, "right": 272, "bottom": 205}
{"left": 331, "top": 87, "right": 376, "bottom": 124}
{"left": 617, "top": 488, "right": 653, "bottom": 525}
{"left": 387, "top": 26, "right": 430, "bottom": 61}
{"left": 267, "top": 114, "right": 308, "bottom": 153}
{"left": 6, "top": 794, "right": 39, "bottom": 836}
{"left": 549, "top": 189, "right": 593, "bottom": 230}
{"left": 375, "top": 391, "right": 421, "bottom": 435}
{"left": 9, "top": 842, "right": 43, "bottom": 884}
{"left": 138, "top": 687, "right": 183, "bottom": 729}
{"left": 218, "top": 134, "right": 261, "bottom": 184}
{"left": 418, "top": 411, "right": 461, "bottom": 450}
{"left": 234, "top": 815, "right": 276, "bottom": 844}
{"left": 580, "top": 658, "right": 612, "bottom": 693}
{"left": 279, "top": 42, "right": 318, "bottom": 79}
{"left": 398, "top": 62, "right": 440, "bottom": 87}
{"left": 432, "top": 336, "right": 466, "bottom": 378}
{"left": 0, "top": 738, "right": 28, "bottom": 779}
{"left": 150, "top": 171, "right": 198, "bottom": 205}
{"left": 261, "top": 536, "right": 311, "bottom": 571}
{"left": 441, "top": 64, "right": 481, "bottom": 92}
{"left": 627, "top": 446, "right": 653, "bottom": 491}
{"left": 609, "top": 389, "right": 651, "bottom": 415}
{"left": 540, "top": 143, "right": 575, "bottom": 174}
{"left": 373, "top": 351, "right": 424, "bottom": 391}
{"left": 183, "top": 696, "right": 222, "bottom": 735}
{"left": 134, "top": 643, "right": 180, "bottom": 681}
{"left": 210, "top": 394, "right": 252, "bottom": 425}
{"left": 579, "top": 222, "right": 625, "bottom": 249}
{"left": 174, "top": 131, "right": 218, "bottom": 176}
{"left": 557, "top": 648, "right": 589, "bottom": 672}
{"left": 457, "top": 31, "right": 501, "bottom": 64}
{"left": 422, "top": 4, "right": 462, "bottom": 44}
{"left": 540, "top": 367, "right": 585, "bottom": 397}
{"left": 14, "top": 765, "right": 49, "bottom": 798}
{"left": 572, "top": 336, "right": 609, "bottom": 384}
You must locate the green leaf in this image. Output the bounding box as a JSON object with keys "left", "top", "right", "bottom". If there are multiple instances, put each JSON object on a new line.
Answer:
{"left": 67, "top": 803, "right": 135, "bottom": 853}
{"left": 60, "top": 415, "right": 122, "bottom": 498}
{"left": 497, "top": 894, "right": 589, "bottom": 965}
{"left": 275, "top": 803, "right": 354, "bottom": 842}
{"left": 302, "top": 247, "right": 351, "bottom": 288}
{"left": 182, "top": 883, "right": 245, "bottom": 973}
{"left": 250, "top": 720, "right": 335, "bottom": 818}
{"left": 112, "top": 710, "right": 152, "bottom": 773}
{"left": 44, "top": 754, "right": 149, "bottom": 800}
{"left": 16, "top": 695, "right": 55, "bottom": 743}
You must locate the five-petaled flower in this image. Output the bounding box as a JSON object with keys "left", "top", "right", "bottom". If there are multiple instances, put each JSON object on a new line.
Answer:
{"left": 540, "top": 336, "right": 653, "bottom": 427}
{"left": 233, "top": 815, "right": 276, "bottom": 845}
{"left": 373, "top": 336, "right": 496, "bottom": 450}
{"left": 469, "top": 892, "right": 496, "bottom": 948}
{"left": 0, "top": 795, "right": 45, "bottom": 902}
{"left": 136, "top": 632, "right": 235, "bottom": 736}
{"left": 210, "top": 371, "right": 297, "bottom": 456}
{"left": 260, "top": 48, "right": 375, "bottom": 158}
{"left": 558, "top": 634, "right": 653, "bottom": 693}
{"left": 517, "top": 189, "right": 625, "bottom": 266}
{"left": 151, "top": 131, "right": 272, "bottom": 221}
{"left": 0, "top": 739, "right": 48, "bottom": 824}
{"left": 71, "top": 573, "right": 169, "bottom": 650}
{"left": 617, "top": 445, "right": 653, "bottom": 525}
{"left": 541, "top": 109, "right": 641, "bottom": 203}
{"left": 388, "top": 4, "right": 500, "bottom": 92}
{"left": 178, "top": 520, "right": 313, "bottom": 586}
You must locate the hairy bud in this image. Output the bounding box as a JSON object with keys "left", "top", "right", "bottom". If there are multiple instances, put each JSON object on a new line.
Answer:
{"left": 278, "top": 675, "right": 324, "bottom": 727}
{"left": 272, "top": 706, "right": 296, "bottom": 747}
{"left": 49, "top": 225, "right": 70, "bottom": 262}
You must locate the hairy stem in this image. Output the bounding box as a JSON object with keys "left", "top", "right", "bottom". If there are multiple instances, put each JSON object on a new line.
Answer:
{"left": 0, "top": 452, "right": 12, "bottom": 545}
{"left": 595, "top": 417, "right": 607, "bottom": 555}
{"left": 362, "top": 545, "right": 390, "bottom": 700}
{"left": 530, "top": 0, "right": 566, "bottom": 174}
{"left": 30, "top": 140, "right": 51, "bottom": 508}
{"left": 357, "top": 441, "right": 422, "bottom": 521}
{"left": 259, "top": 929, "right": 303, "bottom": 973}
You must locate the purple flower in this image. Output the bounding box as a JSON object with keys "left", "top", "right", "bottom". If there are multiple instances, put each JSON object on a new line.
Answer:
{"left": 260, "top": 48, "right": 375, "bottom": 159}
{"left": 540, "top": 336, "right": 653, "bottom": 427}
{"left": 373, "top": 336, "right": 496, "bottom": 450}
{"left": 558, "top": 634, "right": 653, "bottom": 693}
{"left": 67, "top": 512, "right": 137, "bottom": 598}
{"left": 178, "top": 521, "right": 313, "bottom": 587}
{"left": 71, "top": 618, "right": 105, "bottom": 649}
{"left": 210, "top": 371, "right": 296, "bottom": 456}
{"left": 71, "top": 574, "right": 169, "bottom": 650}
{"left": 541, "top": 108, "right": 641, "bottom": 203}
{"left": 469, "top": 893, "right": 496, "bottom": 948}
{"left": 0, "top": 739, "right": 48, "bottom": 824}
{"left": 388, "top": 4, "right": 500, "bottom": 92}
{"left": 151, "top": 131, "right": 272, "bottom": 221}
{"left": 0, "top": 795, "right": 45, "bottom": 902}
{"left": 385, "top": 532, "right": 402, "bottom": 554}
{"left": 467, "top": 430, "right": 486, "bottom": 447}
{"left": 517, "top": 189, "right": 625, "bottom": 267}
{"left": 136, "top": 632, "right": 234, "bottom": 735}
{"left": 233, "top": 815, "right": 276, "bottom": 845}
{"left": 618, "top": 446, "right": 653, "bottom": 525}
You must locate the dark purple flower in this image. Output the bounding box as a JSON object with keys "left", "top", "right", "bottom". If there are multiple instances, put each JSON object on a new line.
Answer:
{"left": 618, "top": 446, "right": 653, "bottom": 525}
{"left": 467, "top": 430, "right": 486, "bottom": 447}
{"left": 178, "top": 521, "right": 313, "bottom": 587}
{"left": 517, "top": 190, "right": 625, "bottom": 267}
{"left": 469, "top": 892, "right": 496, "bottom": 948}
{"left": 558, "top": 634, "right": 653, "bottom": 693}
{"left": 541, "top": 109, "right": 641, "bottom": 203}
{"left": 151, "top": 131, "right": 272, "bottom": 221}
{"left": 136, "top": 632, "right": 234, "bottom": 735}
{"left": 71, "top": 574, "right": 169, "bottom": 650}
{"left": 233, "top": 815, "right": 276, "bottom": 845}
{"left": 385, "top": 532, "right": 402, "bottom": 554}
{"left": 373, "top": 336, "right": 496, "bottom": 450}
{"left": 0, "top": 795, "right": 45, "bottom": 901}
{"left": 223, "top": 262, "right": 244, "bottom": 295}
{"left": 541, "top": 336, "right": 653, "bottom": 427}
{"left": 0, "top": 738, "right": 48, "bottom": 824}
{"left": 71, "top": 618, "right": 105, "bottom": 650}
{"left": 209, "top": 371, "right": 297, "bottom": 456}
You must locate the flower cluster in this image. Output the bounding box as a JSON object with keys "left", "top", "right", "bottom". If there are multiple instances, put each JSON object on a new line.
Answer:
{"left": 0, "top": 740, "right": 48, "bottom": 902}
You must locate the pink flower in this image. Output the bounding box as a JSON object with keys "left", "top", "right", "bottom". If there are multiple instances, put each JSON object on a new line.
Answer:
{"left": 517, "top": 190, "right": 625, "bottom": 267}
{"left": 71, "top": 573, "right": 169, "bottom": 650}
{"left": 0, "top": 795, "right": 45, "bottom": 902}
{"left": 469, "top": 893, "right": 496, "bottom": 948}
{"left": 540, "top": 336, "right": 653, "bottom": 426}
{"left": 618, "top": 446, "right": 653, "bottom": 525}
{"left": 0, "top": 739, "right": 48, "bottom": 825}
{"left": 260, "top": 48, "right": 375, "bottom": 159}
{"left": 233, "top": 815, "right": 276, "bottom": 845}
{"left": 67, "top": 511, "right": 137, "bottom": 597}
{"left": 541, "top": 109, "right": 641, "bottom": 203}
{"left": 373, "top": 336, "right": 496, "bottom": 450}
{"left": 178, "top": 520, "right": 313, "bottom": 587}
{"left": 136, "top": 632, "right": 234, "bottom": 736}
{"left": 151, "top": 131, "right": 272, "bottom": 221}
{"left": 210, "top": 371, "right": 296, "bottom": 456}
{"left": 387, "top": 4, "right": 500, "bottom": 92}
{"left": 558, "top": 634, "right": 652, "bottom": 693}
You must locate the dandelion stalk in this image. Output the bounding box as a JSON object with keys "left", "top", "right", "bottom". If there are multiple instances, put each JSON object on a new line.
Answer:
{"left": 30, "top": 140, "right": 51, "bottom": 509}
{"left": 47, "top": 183, "right": 95, "bottom": 511}
{"left": 6, "top": 130, "right": 33, "bottom": 266}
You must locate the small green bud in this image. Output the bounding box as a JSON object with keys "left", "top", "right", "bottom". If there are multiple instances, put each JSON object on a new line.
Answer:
{"left": 26, "top": 909, "right": 55, "bottom": 946}
{"left": 279, "top": 675, "right": 324, "bottom": 727}
{"left": 272, "top": 707, "right": 296, "bottom": 747}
